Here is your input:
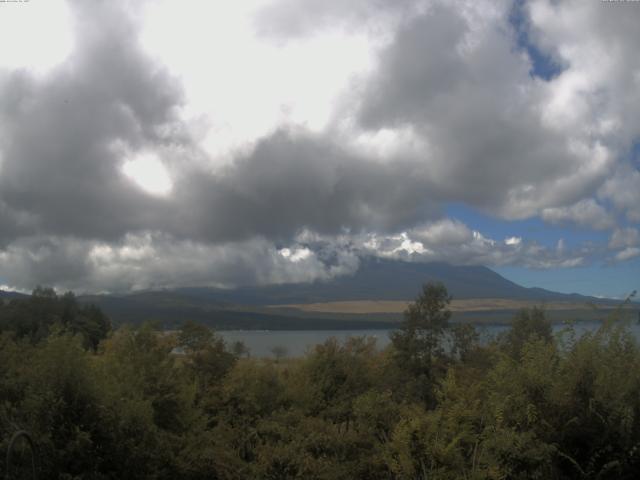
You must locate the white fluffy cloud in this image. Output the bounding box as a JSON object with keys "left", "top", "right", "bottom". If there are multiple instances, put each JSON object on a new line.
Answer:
{"left": 541, "top": 199, "right": 614, "bottom": 230}
{"left": 295, "top": 220, "right": 591, "bottom": 274}
{"left": 599, "top": 167, "right": 640, "bottom": 223}
{"left": 409, "top": 219, "right": 473, "bottom": 247}
{"left": 609, "top": 228, "right": 640, "bottom": 250}
{"left": 615, "top": 248, "right": 640, "bottom": 263}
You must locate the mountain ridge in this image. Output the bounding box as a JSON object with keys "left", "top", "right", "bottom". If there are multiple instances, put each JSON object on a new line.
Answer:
{"left": 168, "top": 257, "right": 608, "bottom": 305}
{"left": 2, "top": 258, "right": 627, "bottom": 329}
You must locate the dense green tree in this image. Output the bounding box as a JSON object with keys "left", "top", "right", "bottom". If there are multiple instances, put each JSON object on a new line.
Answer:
{"left": 390, "top": 282, "right": 452, "bottom": 404}
{"left": 450, "top": 322, "right": 480, "bottom": 362}
{"left": 500, "top": 307, "right": 552, "bottom": 359}
{"left": 293, "top": 337, "right": 378, "bottom": 424}
{"left": 0, "top": 287, "right": 110, "bottom": 348}
{"left": 2, "top": 285, "right": 640, "bottom": 479}
{"left": 178, "top": 320, "right": 238, "bottom": 407}
{"left": 391, "top": 282, "right": 452, "bottom": 367}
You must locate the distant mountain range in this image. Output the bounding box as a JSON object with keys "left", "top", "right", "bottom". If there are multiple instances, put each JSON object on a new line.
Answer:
{"left": 2, "top": 258, "right": 628, "bottom": 329}
{"left": 0, "top": 290, "right": 27, "bottom": 300}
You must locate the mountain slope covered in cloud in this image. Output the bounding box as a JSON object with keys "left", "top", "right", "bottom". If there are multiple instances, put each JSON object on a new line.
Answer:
{"left": 2, "top": 258, "right": 616, "bottom": 306}
{"left": 171, "top": 257, "right": 599, "bottom": 305}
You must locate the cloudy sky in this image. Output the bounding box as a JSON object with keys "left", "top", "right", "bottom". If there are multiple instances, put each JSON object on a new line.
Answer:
{"left": 0, "top": 0, "right": 638, "bottom": 297}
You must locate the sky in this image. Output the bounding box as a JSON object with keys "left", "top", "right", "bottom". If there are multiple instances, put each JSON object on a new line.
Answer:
{"left": 0, "top": 0, "right": 638, "bottom": 298}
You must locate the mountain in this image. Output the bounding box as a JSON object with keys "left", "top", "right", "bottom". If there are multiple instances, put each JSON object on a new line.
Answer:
{"left": 75, "top": 258, "right": 623, "bottom": 329}
{"left": 172, "top": 257, "right": 601, "bottom": 305}
{"left": 3, "top": 259, "right": 623, "bottom": 329}
{"left": 0, "top": 290, "right": 28, "bottom": 300}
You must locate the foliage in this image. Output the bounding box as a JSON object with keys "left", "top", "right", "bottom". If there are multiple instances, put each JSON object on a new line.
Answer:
{"left": 0, "top": 287, "right": 110, "bottom": 349}
{"left": 391, "top": 282, "right": 452, "bottom": 368}
{"left": 390, "top": 282, "right": 453, "bottom": 405}
{"left": 499, "top": 306, "right": 553, "bottom": 358}
{"left": 1, "top": 285, "right": 640, "bottom": 479}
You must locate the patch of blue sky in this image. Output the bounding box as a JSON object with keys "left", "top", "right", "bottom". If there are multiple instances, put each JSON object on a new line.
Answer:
{"left": 508, "top": 0, "right": 564, "bottom": 81}
{"left": 444, "top": 203, "right": 609, "bottom": 249}
{"left": 494, "top": 257, "right": 640, "bottom": 300}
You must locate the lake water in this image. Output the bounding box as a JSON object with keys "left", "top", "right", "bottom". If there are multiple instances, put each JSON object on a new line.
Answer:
{"left": 219, "top": 321, "right": 640, "bottom": 358}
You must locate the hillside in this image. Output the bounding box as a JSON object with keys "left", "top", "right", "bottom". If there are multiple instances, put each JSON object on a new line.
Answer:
{"left": 72, "top": 258, "right": 624, "bottom": 329}
{"left": 0, "top": 290, "right": 28, "bottom": 301}
{"left": 171, "top": 257, "right": 597, "bottom": 305}
{"left": 2, "top": 258, "right": 626, "bottom": 329}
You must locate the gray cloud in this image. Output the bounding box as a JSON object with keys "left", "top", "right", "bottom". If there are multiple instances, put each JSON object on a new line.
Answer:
{"left": 0, "top": 0, "right": 183, "bottom": 242}
{"left": 609, "top": 228, "right": 640, "bottom": 250}
{"left": 0, "top": 0, "right": 637, "bottom": 292}
{"left": 599, "top": 166, "right": 640, "bottom": 223}
{"left": 172, "top": 129, "right": 440, "bottom": 243}
{"left": 253, "top": 0, "right": 415, "bottom": 39}
{"left": 0, "top": 236, "right": 93, "bottom": 290}
{"left": 0, "top": 0, "right": 443, "bottom": 291}
{"left": 0, "top": 1, "right": 440, "bottom": 248}
{"left": 353, "top": 2, "right": 612, "bottom": 217}
{"left": 292, "top": 224, "right": 594, "bottom": 272}
{"left": 410, "top": 219, "right": 474, "bottom": 247}
{"left": 0, "top": 233, "right": 361, "bottom": 293}
{"left": 541, "top": 199, "right": 615, "bottom": 231}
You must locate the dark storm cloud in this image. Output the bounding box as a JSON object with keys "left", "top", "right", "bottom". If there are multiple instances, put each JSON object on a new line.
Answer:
{"left": 355, "top": 3, "right": 608, "bottom": 216}
{"left": 0, "top": 201, "right": 35, "bottom": 247}
{"left": 0, "top": 233, "right": 361, "bottom": 293}
{"left": 0, "top": 1, "right": 442, "bottom": 250}
{"left": 0, "top": 0, "right": 636, "bottom": 292}
{"left": 0, "top": 236, "right": 93, "bottom": 289}
{"left": 258, "top": 0, "right": 620, "bottom": 219}
{"left": 0, "top": 0, "right": 444, "bottom": 294}
{"left": 173, "top": 129, "right": 441, "bottom": 243}
{"left": 0, "top": 0, "right": 182, "bottom": 242}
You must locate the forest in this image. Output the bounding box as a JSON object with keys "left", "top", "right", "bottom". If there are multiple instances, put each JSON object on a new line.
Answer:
{"left": 1, "top": 284, "right": 640, "bottom": 479}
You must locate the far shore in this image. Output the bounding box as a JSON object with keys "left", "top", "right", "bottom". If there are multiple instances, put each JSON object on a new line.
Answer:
{"left": 268, "top": 298, "right": 619, "bottom": 315}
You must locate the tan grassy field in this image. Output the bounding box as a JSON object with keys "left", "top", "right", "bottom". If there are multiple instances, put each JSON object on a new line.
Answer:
{"left": 269, "top": 299, "right": 610, "bottom": 314}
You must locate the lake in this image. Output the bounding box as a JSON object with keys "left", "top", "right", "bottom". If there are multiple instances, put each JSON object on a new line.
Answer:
{"left": 219, "top": 321, "right": 640, "bottom": 357}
